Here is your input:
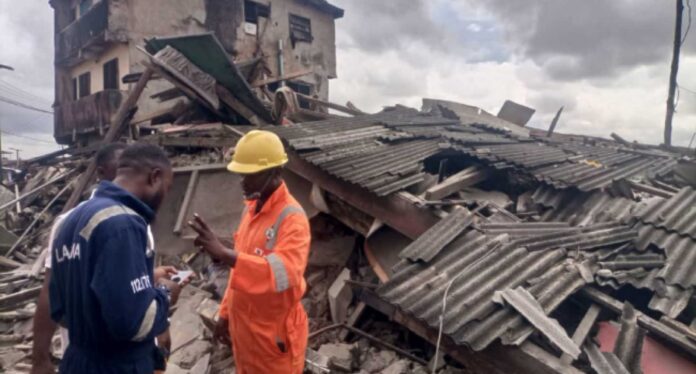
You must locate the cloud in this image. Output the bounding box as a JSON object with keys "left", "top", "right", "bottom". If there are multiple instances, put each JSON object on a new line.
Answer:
{"left": 1, "top": 0, "right": 694, "bottom": 158}
{"left": 0, "top": 1, "right": 56, "bottom": 157}
{"left": 330, "top": 0, "right": 696, "bottom": 147}
{"left": 456, "top": 0, "right": 696, "bottom": 80}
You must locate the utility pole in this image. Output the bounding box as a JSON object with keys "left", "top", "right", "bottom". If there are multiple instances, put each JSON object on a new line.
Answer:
{"left": 665, "top": 0, "right": 684, "bottom": 146}
{"left": 9, "top": 147, "right": 20, "bottom": 168}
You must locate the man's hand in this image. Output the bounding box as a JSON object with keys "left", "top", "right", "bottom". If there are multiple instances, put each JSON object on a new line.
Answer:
{"left": 30, "top": 358, "right": 55, "bottom": 374}
{"left": 189, "top": 214, "right": 237, "bottom": 266}
{"left": 158, "top": 278, "right": 182, "bottom": 306}
{"left": 214, "top": 317, "right": 231, "bottom": 346}
{"left": 153, "top": 266, "right": 177, "bottom": 284}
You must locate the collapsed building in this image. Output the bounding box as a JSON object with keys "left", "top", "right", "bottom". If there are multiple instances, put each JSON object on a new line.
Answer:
{"left": 1, "top": 24, "right": 696, "bottom": 374}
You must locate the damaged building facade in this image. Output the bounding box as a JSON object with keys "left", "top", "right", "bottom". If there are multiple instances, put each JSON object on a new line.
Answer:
{"left": 50, "top": 0, "right": 343, "bottom": 144}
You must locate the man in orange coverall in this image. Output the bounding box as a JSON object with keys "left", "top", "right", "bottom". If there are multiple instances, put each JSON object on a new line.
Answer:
{"left": 189, "top": 130, "right": 310, "bottom": 373}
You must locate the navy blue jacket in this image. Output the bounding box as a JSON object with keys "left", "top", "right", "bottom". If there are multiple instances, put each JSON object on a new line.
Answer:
{"left": 49, "top": 181, "right": 169, "bottom": 373}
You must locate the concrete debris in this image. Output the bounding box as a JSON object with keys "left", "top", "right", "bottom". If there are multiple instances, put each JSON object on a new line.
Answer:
{"left": 328, "top": 268, "right": 353, "bottom": 323}
{"left": 317, "top": 342, "right": 357, "bottom": 372}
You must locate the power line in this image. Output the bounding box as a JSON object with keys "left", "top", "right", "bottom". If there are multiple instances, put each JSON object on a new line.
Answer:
{"left": 0, "top": 80, "right": 52, "bottom": 106}
{"left": 0, "top": 130, "right": 56, "bottom": 145}
{"left": 682, "top": 0, "right": 692, "bottom": 45}
{"left": 678, "top": 84, "right": 696, "bottom": 95}
{"left": 0, "top": 95, "right": 53, "bottom": 115}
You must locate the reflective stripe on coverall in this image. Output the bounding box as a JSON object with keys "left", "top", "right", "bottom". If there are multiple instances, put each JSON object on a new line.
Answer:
{"left": 219, "top": 182, "right": 310, "bottom": 374}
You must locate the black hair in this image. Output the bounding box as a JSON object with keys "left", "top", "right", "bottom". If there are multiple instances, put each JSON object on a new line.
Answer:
{"left": 95, "top": 143, "right": 128, "bottom": 168}
{"left": 117, "top": 143, "right": 171, "bottom": 172}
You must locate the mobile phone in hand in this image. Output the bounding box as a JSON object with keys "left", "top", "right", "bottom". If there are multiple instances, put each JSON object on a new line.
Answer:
{"left": 171, "top": 270, "right": 194, "bottom": 285}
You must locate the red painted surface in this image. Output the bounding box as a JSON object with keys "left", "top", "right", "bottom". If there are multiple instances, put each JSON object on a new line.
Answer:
{"left": 597, "top": 322, "right": 696, "bottom": 374}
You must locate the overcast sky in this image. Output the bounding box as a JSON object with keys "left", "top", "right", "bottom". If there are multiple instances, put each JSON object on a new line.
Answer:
{"left": 0, "top": 0, "right": 694, "bottom": 157}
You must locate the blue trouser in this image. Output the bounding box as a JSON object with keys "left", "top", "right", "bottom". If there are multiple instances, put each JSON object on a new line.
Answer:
{"left": 60, "top": 343, "right": 157, "bottom": 374}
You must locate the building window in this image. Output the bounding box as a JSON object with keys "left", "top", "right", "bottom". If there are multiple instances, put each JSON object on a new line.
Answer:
{"left": 71, "top": 78, "right": 78, "bottom": 101}
{"left": 103, "top": 58, "right": 119, "bottom": 90}
{"left": 78, "top": 72, "right": 91, "bottom": 98}
{"left": 244, "top": 0, "right": 270, "bottom": 24}
{"left": 79, "top": 0, "right": 93, "bottom": 17}
{"left": 287, "top": 81, "right": 313, "bottom": 109}
{"left": 289, "top": 14, "right": 312, "bottom": 45}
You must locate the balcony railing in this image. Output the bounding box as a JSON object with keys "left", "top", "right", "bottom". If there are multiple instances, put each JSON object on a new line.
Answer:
{"left": 55, "top": 0, "right": 109, "bottom": 65}
{"left": 54, "top": 89, "right": 126, "bottom": 144}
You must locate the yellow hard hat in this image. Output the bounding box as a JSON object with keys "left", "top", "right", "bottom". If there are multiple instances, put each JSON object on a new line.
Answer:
{"left": 227, "top": 130, "right": 288, "bottom": 174}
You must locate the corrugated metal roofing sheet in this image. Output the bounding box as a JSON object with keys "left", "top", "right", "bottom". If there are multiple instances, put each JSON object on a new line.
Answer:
{"left": 478, "top": 222, "right": 580, "bottom": 237}
{"left": 635, "top": 187, "right": 696, "bottom": 240}
{"left": 613, "top": 303, "right": 645, "bottom": 374}
{"left": 586, "top": 342, "right": 631, "bottom": 374}
{"left": 377, "top": 226, "right": 600, "bottom": 351}
{"left": 505, "top": 222, "right": 637, "bottom": 252}
{"left": 532, "top": 185, "right": 640, "bottom": 226}
{"left": 398, "top": 208, "right": 474, "bottom": 263}
{"left": 532, "top": 156, "right": 678, "bottom": 192}
{"left": 458, "top": 143, "right": 571, "bottom": 169}
{"left": 495, "top": 287, "right": 581, "bottom": 358}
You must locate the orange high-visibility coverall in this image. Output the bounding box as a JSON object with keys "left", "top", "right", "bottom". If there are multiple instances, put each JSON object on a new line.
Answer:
{"left": 219, "top": 182, "right": 310, "bottom": 374}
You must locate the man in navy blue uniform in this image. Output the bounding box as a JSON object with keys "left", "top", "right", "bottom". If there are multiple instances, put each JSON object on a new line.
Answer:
{"left": 49, "top": 144, "right": 177, "bottom": 373}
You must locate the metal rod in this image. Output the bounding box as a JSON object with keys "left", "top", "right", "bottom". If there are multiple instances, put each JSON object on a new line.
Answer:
{"left": 342, "top": 325, "right": 429, "bottom": 366}
{"left": 307, "top": 323, "right": 429, "bottom": 366}
{"left": 6, "top": 181, "right": 73, "bottom": 257}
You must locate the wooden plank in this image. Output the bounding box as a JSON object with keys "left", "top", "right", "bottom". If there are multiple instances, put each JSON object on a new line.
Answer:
{"left": 424, "top": 166, "right": 488, "bottom": 201}
{"left": 174, "top": 170, "right": 199, "bottom": 235}
{"left": 252, "top": 69, "right": 313, "bottom": 87}
{"left": 6, "top": 182, "right": 73, "bottom": 256}
{"left": 150, "top": 87, "right": 184, "bottom": 102}
{"left": 131, "top": 102, "right": 182, "bottom": 125}
{"left": 626, "top": 180, "right": 675, "bottom": 199}
{"left": 172, "top": 163, "right": 228, "bottom": 174}
{"left": 0, "top": 256, "right": 22, "bottom": 269}
{"left": 143, "top": 136, "right": 237, "bottom": 149}
{"left": 338, "top": 301, "right": 366, "bottom": 341}
{"left": 561, "top": 304, "right": 601, "bottom": 364}
{"left": 0, "top": 170, "right": 74, "bottom": 213}
{"left": 0, "top": 286, "right": 41, "bottom": 309}
{"left": 217, "top": 84, "right": 268, "bottom": 126}
{"left": 296, "top": 93, "right": 365, "bottom": 116}
{"left": 580, "top": 287, "right": 696, "bottom": 358}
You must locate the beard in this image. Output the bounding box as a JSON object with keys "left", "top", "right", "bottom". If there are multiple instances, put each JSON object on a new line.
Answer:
{"left": 144, "top": 188, "right": 165, "bottom": 212}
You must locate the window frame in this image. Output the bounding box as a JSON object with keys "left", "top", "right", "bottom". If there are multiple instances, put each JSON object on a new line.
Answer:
{"left": 78, "top": 72, "right": 91, "bottom": 98}
{"left": 102, "top": 58, "right": 120, "bottom": 90}
{"left": 289, "top": 13, "right": 313, "bottom": 44}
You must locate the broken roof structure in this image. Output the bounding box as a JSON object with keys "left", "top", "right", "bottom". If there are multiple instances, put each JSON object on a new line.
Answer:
{"left": 2, "top": 32, "right": 696, "bottom": 373}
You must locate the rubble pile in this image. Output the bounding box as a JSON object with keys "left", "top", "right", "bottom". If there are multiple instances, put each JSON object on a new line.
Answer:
{"left": 1, "top": 32, "right": 695, "bottom": 373}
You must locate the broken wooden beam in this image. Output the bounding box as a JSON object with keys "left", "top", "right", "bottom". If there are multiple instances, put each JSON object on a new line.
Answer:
{"left": 0, "top": 286, "right": 41, "bottom": 310}
{"left": 295, "top": 93, "right": 365, "bottom": 116}
{"left": 174, "top": 169, "right": 199, "bottom": 235}
{"left": 0, "top": 256, "right": 22, "bottom": 269}
{"left": 0, "top": 170, "right": 74, "bottom": 213}
{"left": 561, "top": 304, "right": 601, "bottom": 364}
{"left": 424, "top": 166, "right": 489, "bottom": 201}
{"left": 6, "top": 181, "right": 73, "bottom": 257}
{"left": 252, "top": 69, "right": 313, "bottom": 87}
{"left": 546, "top": 106, "right": 564, "bottom": 137}
{"left": 626, "top": 180, "right": 675, "bottom": 198}
{"left": 216, "top": 84, "right": 268, "bottom": 126}
{"left": 580, "top": 287, "right": 696, "bottom": 358}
